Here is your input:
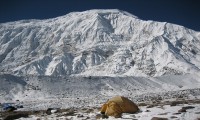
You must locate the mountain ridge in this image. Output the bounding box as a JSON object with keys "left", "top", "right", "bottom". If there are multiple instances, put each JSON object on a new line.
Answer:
{"left": 0, "top": 9, "right": 200, "bottom": 77}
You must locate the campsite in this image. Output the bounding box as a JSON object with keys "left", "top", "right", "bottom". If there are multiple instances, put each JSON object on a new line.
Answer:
{"left": 0, "top": 74, "right": 200, "bottom": 119}
{"left": 1, "top": 98, "right": 200, "bottom": 120}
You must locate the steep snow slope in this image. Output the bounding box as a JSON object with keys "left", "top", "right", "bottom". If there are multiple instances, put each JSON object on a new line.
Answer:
{"left": 0, "top": 9, "right": 200, "bottom": 76}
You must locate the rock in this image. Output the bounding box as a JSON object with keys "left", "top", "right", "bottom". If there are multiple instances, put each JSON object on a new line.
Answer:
{"left": 77, "top": 114, "right": 84, "bottom": 118}
{"left": 128, "top": 114, "right": 136, "bottom": 118}
{"left": 158, "top": 112, "right": 168, "bottom": 115}
{"left": 85, "top": 116, "right": 90, "bottom": 119}
{"left": 46, "top": 108, "right": 59, "bottom": 115}
{"left": 63, "top": 110, "right": 75, "bottom": 116}
{"left": 170, "top": 116, "right": 178, "bottom": 119}
{"left": 151, "top": 117, "right": 168, "bottom": 120}
{"left": 195, "top": 112, "right": 200, "bottom": 114}
{"left": 102, "top": 114, "right": 109, "bottom": 119}
{"left": 18, "top": 105, "right": 24, "bottom": 108}
{"left": 96, "top": 114, "right": 102, "bottom": 119}
{"left": 138, "top": 102, "right": 147, "bottom": 106}
{"left": 145, "top": 110, "right": 151, "bottom": 112}
{"left": 170, "top": 101, "right": 180, "bottom": 106}
{"left": 182, "top": 106, "right": 195, "bottom": 110}
{"left": 4, "top": 113, "right": 29, "bottom": 120}
{"left": 170, "top": 100, "right": 188, "bottom": 106}
{"left": 178, "top": 108, "right": 186, "bottom": 112}
{"left": 177, "top": 106, "right": 195, "bottom": 113}
{"left": 51, "top": 109, "right": 58, "bottom": 113}
{"left": 85, "top": 108, "right": 94, "bottom": 113}
{"left": 173, "top": 112, "right": 181, "bottom": 115}
{"left": 46, "top": 108, "right": 53, "bottom": 115}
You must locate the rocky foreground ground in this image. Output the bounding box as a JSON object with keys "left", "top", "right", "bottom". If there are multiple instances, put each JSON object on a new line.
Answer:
{"left": 1, "top": 98, "right": 200, "bottom": 120}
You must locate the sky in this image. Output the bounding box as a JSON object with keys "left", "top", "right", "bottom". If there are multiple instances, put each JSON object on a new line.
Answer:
{"left": 0, "top": 0, "right": 200, "bottom": 31}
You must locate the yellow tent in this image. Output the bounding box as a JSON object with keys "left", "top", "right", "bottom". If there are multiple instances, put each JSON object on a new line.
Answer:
{"left": 100, "top": 96, "right": 139, "bottom": 118}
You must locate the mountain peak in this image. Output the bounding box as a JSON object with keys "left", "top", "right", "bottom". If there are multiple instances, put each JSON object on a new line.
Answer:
{"left": 79, "top": 9, "right": 138, "bottom": 18}
{"left": 0, "top": 9, "right": 200, "bottom": 77}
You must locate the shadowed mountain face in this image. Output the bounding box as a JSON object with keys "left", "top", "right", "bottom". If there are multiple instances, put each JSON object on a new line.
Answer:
{"left": 0, "top": 9, "right": 200, "bottom": 77}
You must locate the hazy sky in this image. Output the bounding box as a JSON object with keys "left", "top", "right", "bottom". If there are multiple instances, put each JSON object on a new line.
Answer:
{"left": 0, "top": 0, "right": 199, "bottom": 31}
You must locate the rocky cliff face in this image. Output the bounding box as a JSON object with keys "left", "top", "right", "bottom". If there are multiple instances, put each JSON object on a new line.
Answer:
{"left": 0, "top": 9, "right": 200, "bottom": 76}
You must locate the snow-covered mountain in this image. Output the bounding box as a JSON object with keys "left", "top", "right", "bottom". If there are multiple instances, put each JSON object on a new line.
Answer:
{"left": 0, "top": 9, "right": 200, "bottom": 77}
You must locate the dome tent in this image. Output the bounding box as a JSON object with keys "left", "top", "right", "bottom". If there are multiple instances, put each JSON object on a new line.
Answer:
{"left": 100, "top": 96, "right": 139, "bottom": 118}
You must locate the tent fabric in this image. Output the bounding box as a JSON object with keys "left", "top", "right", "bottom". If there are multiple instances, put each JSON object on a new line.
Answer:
{"left": 100, "top": 96, "right": 139, "bottom": 118}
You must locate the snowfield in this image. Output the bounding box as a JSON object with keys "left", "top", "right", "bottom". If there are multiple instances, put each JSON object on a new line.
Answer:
{"left": 1, "top": 9, "right": 200, "bottom": 119}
